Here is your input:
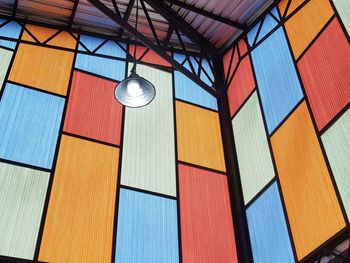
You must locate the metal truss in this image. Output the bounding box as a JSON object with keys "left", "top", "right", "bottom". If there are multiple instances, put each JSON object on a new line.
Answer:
{"left": 86, "top": 0, "right": 217, "bottom": 97}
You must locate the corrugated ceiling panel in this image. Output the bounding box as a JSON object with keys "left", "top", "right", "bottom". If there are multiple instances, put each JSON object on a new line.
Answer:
{"left": 0, "top": 0, "right": 14, "bottom": 16}
{"left": 9, "top": 43, "right": 74, "bottom": 96}
{"left": 0, "top": 162, "right": 49, "bottom": 259}
{"left": 179, "top": 164, "right": 238, "bottom": 263}
{"left": 72, "top": 0, "right": 121, "bottom": 35}
{"left": 116, "top": 189, "right": 179, "bottom": 262}
{"left": 0, "top": 48, "right": 12, "bottom": 92}
{"left": 271, "top": 102, "right": 346, "bottom": 259}
{"left": 16, "top": 0, "right": 74, "bottom": 26}
{"left": 283, "top": 0, "right": 334, "bottom": 59}
{"left": 39, "top": 135, "right": 119, "bottom": 263}
{"left": 0, "top": 83, "right": 64, "bottom": 169}
{"left": 232, "top": 92, "right": 275, "bottom": 204}
{"left": 297, "top": 18, "right": 350, "bottom": 131}
{"left": 64, "top": 71, "right": 123, "bottom": 145}
{"left": 121, "top": 63, "right": 176, "bottom": 196}
{"left": 250, "top": 27, "right": 303, "bottom": 134}
{"left": 246, "top": 182, "right": 294, "bottom": 263}
{"left": 322, "top": 109, "right": 350, "bottom": 220}
{"left": 332, "top": 0, "right": 350, "bottom": 36}
{"left": 176, "top": 101, "right": 225, "bottom": 172}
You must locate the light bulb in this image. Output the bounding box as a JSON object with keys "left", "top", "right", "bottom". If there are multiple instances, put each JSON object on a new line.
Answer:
{"left": 127, "top": 79, "right": 143, "bottom": 97}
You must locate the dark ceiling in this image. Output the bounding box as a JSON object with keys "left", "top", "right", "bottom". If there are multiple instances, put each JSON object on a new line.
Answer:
{"left": 0, "top": 0, "right": 274, "bottom": 55}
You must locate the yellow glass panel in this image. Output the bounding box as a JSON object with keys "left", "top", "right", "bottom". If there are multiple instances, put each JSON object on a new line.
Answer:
{"left": 39, "top": 135, "right": 119, "bottom": 263}
{"left": 283, "top": 0, "right": 334, "bottom": 59}
{"left": 176, "top": 101, "right": 226, "bottom": 172}
{"left": 8, "top": 43, "right": 74, "bottom": 95}
{"left": 271, "top": 102, "right": 345, "bottom": 259}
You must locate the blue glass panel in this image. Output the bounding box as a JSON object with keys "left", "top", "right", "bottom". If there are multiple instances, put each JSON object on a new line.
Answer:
{"left": 75, "top": 53, "right": 126, "bottom": 81}
{"left": 250, "top": 27, "right": 303, "bottom": 133}
{"left": 78, "top": 35, "right": 105, "bottom": 52}
{"left": 0, "top": 19, "right": 22, "bottom": 49}
{"left": 173, "top": 52, "right": 217, "bottom": 110}
{"left": 256, "top": 9, "right": 280, "bottom": 43}
{"left": 247, "top": 21, "right": 262, "bottom": 46}
{"left": 0, "top": 83, "right": 64, "bottom": 169}
{"left": 78, "top": 34, "right": 127, "bottom": 59}
{"left": 248, "top": 8, "right": 280, "bottom": 46}
{"left": 96, "top": 41, "right": 127, "bottom": 58}
{"left": 174, "top": 71, "right": 217, "bottom": 110}
{"left": 246, "top": 182, "right": 294, "bottom": 263}
{"left": 116, "top": 189, "right": 179, "bottom": 263}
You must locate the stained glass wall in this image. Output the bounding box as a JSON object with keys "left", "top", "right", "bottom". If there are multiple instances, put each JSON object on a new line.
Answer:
{"left": 224, "top": 0, "right": 350, "bottom": 262}
{"left": 0, "top": 18, "right": 238, "bottom": 262}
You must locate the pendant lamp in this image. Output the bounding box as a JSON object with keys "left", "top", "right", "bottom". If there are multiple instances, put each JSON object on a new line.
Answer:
{"left": 114, "top": 0, "right": 156, "bottom": 107}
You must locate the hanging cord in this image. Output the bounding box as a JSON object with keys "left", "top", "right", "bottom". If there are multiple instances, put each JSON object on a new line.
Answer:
{"left": 131, "top": 0, "right": 139, "bottom": 73}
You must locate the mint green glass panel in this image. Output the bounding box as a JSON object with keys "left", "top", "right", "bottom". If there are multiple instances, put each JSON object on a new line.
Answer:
{"left": 322, "top": 109, "right": 350, "bottom": 219}
{"left": 0, "top": 162, "right": 49, "bottom": 259}
{"left": 232, "top": 92, "right": 275, "bottom": 204}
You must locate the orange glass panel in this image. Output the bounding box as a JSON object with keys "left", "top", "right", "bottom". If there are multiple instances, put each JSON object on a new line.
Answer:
{"left": 176, "top": 101, "right": 226, "bottom": 172}
{"left": 283, "top": 0, "right": 334, "bottom": 59}
{"left": 279, "top": 0, "right": 305, "bottom": 17}
{"left": 8, "top": 44, "right": 74, "bottom": 95}
{"left": 271, "top": 102, "right": 345, "bottom": 259}
{"left": 39, "top": 135, "right": 119, "bottom": 263}
{"left": 129, "top": 45, "right": 171, "bottom": 67}
{"left": 22, "top": 24, "right": 77, "bottom": 49}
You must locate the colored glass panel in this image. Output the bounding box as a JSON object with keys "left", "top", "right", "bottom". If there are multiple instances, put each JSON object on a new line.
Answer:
{"left": 39, "top": 135, "right": 119, "bottom": 263}
{"left": 64, "top": 71, "right": 123, "bottom": 145}
{"left": 283, "top": 0, "right": 334, "bottom": 59}
{"left": 271, "top": 102, "right": 345, "bottom": 259}
{"left": 0, "top": 48, "right": 12, "bottom": 92}
{"left": 0, "top": 19, "right": 21, "bottom": 49}
{"left": 75, "top": 53, "right": 125, "bottom": 81}
{"left": 250, "top": 27, "right": 303, "bottom": 134}
{"left": 333, "top": 0, "right": 350, "bottom": 36}
{"left": 129, "top": 45, "right": 171, "bottom": 67}
{"left": 176, "top": 101, "right": 225, "bottom": 172}
{"left": 116, "top": 189, "right": 179, "bottom": 263}
{"left": 232, "top": 92, "right": 275, "bottom": 204}
{"left": 322, "top": 109, "right": 350, "bottom": 219}
{"left": 279, "top": 0, "right": 305, "bottom": 17}
{"left": 247, "top": 8, "right": 280, "bottom": 46}
{"left": 22, "top": 24, "right": 77, "bottom": 49}
{"left": 121, "top": 64, "right": 176, "bottom": 196}
{"left": 8, "top": 44, "right": 74, "bottom": 96}
{"left": 179, "top": 164, "right": 238, "bottom": 263}
{"left": 174, "top": 53, "right": 217, "bottom": 110}
{"left": 78, "top": 34, "right": 127, "bottom": 59}
{"left": 0, "top": 83, "right": 64, "bottom": 169}
{"left": 227, "top": 55, "right": 255, "bottom": 117}
{"left": 298, "top": 18, "right": 350, "bottom": 130}
{"left": 0, "top": 162, "right": 49, "bottom": 259}
{"left": 246, "top": 182, "right": 294, "bottom": 263}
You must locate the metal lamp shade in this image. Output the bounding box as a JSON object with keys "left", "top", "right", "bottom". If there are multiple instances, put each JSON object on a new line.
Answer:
{"left": 114, "top": 71, "right": 156, "bottom": 108}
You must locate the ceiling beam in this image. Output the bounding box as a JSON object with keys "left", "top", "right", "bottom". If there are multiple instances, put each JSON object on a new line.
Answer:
{"left": 163, "top": 0, "right": 247, "bottom": 30}
{"left": 142, "top": 0, "right": 219, "bottom": 58}
{"left": 86, "top": 0, "right": 217, "bottom": 97}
